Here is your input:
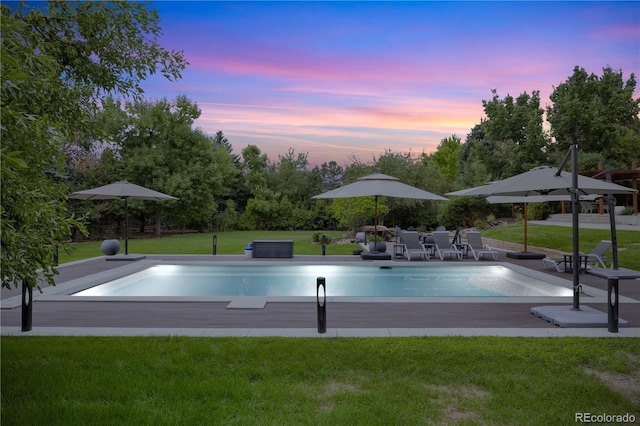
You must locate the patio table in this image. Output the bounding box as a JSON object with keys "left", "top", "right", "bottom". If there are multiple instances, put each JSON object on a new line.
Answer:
{"left": 563, "top": 254, "right": 588, "bottom": 273}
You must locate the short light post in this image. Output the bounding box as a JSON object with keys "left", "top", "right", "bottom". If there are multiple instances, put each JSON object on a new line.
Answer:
{"left": 212, "top": 234, "right": 217, "bottom": 255}
{"left": 317, "top": 277, "right": 326, "bottom": 333}
{"left": 22, "top": 282, "right": 32, "bottom": 332}
{"left": 607, "top": 278, "right": 619, "bottom": 333}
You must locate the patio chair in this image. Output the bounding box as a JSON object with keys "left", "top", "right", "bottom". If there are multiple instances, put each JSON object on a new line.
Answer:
{"left": 400, "top": 230, "right": 430, "bottom": 261}
{"left": 432, "top": 231, "right": 463, "bottom": 260}
{"left": 582, "top": 240, "right": 612, "bottom": 269}
{"left": 465, "top": 231, "right": 498, "bottom": 260}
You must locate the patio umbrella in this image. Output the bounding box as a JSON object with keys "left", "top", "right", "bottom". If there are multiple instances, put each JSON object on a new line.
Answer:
{"left": 449, "top": 185, "right": 574, "bottom": 254}
{"left": 457, "top": 166, "right": 632, "bottom": 198}
{"left": 70, "top": 181, "right": 178, "bottom": 257}
{"left": 446, "top": 162, "right": 636, "bottom": 310}
{"left": 312, "top": 173, "right": 448, "bottom": 252}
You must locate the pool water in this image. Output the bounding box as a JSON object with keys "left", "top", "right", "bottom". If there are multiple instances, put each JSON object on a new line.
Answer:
{"left": 72, "top": 264, "right": 573, "bottom": 298}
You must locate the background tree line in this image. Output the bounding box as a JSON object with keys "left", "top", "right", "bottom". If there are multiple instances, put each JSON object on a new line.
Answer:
{"left": 2, "top": 1, "right": 639, "bottom": 291}
{"left": 65, "top": 66, "right": 640, "bottom": 238}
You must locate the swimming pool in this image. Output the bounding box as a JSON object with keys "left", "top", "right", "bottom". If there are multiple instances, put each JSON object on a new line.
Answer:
{"left": 72, "top": 263, "right": 574, "bottom": 298}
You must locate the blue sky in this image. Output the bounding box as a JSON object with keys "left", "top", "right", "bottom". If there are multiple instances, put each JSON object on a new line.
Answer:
{"left": 142, "top": 1, "right": 640, "bottom": 166}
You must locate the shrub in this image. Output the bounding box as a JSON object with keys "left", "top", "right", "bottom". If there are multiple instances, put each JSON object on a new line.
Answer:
{"left": 474, "top": 218, "right": 488, "bottom": 230}
{"left": 526, "top": 202, "right": 550, "bottom": 220}
{"left": 436, "top": 197, "right": 491, "bottom": 229}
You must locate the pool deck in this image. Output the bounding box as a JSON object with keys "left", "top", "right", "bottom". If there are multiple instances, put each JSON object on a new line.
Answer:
{"left": 2, "top": 252, "right": 639, "bottom": 337}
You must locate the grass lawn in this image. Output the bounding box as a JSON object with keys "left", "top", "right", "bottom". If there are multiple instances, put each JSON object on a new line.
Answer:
{"left": 9, "top": 226, "right": 637, "bottom": 424}
{"left": 59, "top": 226, "right": 640, "bottom": 271}
{"left": 59, "top": 230, "right": 361, "bottom": 263}
{"left": 2, "top": 337, "right": 639, "bottom": 425}
{"left": 482, "top": 224, "right": 640, "bottom": 270}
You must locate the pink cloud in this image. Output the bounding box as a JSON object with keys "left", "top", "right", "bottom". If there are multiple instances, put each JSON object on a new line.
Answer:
{"left": 145, "top": 1, "right": 639, "bottom": 167}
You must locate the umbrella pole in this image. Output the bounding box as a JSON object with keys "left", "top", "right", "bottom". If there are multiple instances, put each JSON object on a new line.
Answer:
{"left": 570, "top": 145, "right": 581, "bottom": 310}
{"left": 374, "top": 195, "right": 378, "bottom": 252}
{"left": 523, "top": 203, "right": 528, "bottom": 252}
{"left": 124, "top": 197, "right": 129, "bottom": 255}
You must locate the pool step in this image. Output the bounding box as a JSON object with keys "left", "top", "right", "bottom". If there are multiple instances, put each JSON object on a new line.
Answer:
{"left": 226, "top": 297, "right": 267, "bottom": 309}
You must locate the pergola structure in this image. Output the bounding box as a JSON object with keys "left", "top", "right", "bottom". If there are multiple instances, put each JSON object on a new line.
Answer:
{"left": 557, "top": 162, "right": 639, "bottom": 215}
{"left": 580, "top": 162, "right": 639, "bottom": 215}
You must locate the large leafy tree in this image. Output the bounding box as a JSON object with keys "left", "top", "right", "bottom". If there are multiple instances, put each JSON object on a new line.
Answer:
{"left": 455, "top": 124, "right": 492, "bottom": 189}
{"left": 268, "top": 148, "right": 318, "bottom": 207}
{"left": 547, "top": 66, "right": 640, "bottom": 166}
{"left": 98, "top": 96, "right": 239, "bottom": 234}
{"left": 1, "top": 2, "right": 187, "bottom": 289}
{"left": 481, "top": 90, "right": 550, "bottom": 177}
{"left": 429, "top": 135, "right": 463, "bottom": 182}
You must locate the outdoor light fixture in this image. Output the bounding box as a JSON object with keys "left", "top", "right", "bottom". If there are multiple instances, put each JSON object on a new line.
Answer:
{"left": 22, "top": 284, "right": 32, "bottom": 332}
{"left": 608, "top": 278, "right": 618, "bottom": 333}
{"left": 317, "top": 277, "right": 326, "bottom": 333}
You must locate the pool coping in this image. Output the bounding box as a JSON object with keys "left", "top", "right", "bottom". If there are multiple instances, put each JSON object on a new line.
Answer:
{"left": 2, "top": 259, "right": 632, "bottom": 308}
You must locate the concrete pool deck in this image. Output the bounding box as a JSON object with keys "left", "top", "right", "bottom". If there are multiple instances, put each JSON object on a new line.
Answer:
{"left": 2, "top": 252, "right": 639, "bottom": 337}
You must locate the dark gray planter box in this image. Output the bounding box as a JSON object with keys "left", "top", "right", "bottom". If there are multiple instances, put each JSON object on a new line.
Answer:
{"left": 252, "top": 240, "right": 294, "bottom": 258}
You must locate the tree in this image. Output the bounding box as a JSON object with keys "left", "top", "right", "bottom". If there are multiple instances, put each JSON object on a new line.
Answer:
{"left": 316, "top": 161, "right": 344, "bottom": 192}
{"left": 242, "top": 189, "right": 293, "bottom": 230}
{"left": 213, "top": 131, "right": 241, "bottom": 166}
{"left": 1, "top": 2, "right": 187, "bottom": 290}
{"left": 429, "top": 135, "right": 462, "bottom": 181}
{"left": 481, "top": 90, "right": 550, "bottom": 177}
{"left": 329, "top": 198, "right": 388, "bottom": 234}
{"left": 455, "top": 124, "right": 493, "bottom": 190}
{"left": 547, "top": 66, "right": 640, "bottom": 165}
{"left": 241, "top": 145, "right": 269, "bottom": 194}
{"left": 98, "top": 96, "right": 239, "bottom": 234}
{"left": 268, "top": 148, "right": 317, "bottom": 207}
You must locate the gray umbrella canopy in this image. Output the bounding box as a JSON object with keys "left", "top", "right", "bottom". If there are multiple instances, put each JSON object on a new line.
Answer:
{"left": 70, "top": 181, "right": 178, "bottom": 255}
{"left": 312, "top": 173, "right": 448, "bottom": 201}
{"left": 458, "top": 166, "right": 633, "bottom": 197}
{"left": 313, "top": 173, "right": 447, "bottom": 252}
{"left": 70, "top": 181, "right": 179, "bottom": 201}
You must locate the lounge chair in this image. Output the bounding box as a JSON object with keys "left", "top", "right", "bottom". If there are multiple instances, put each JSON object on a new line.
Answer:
{"left": 582, "top": 240, "right": 612, "bottom": 269}
{"left": 432, "top": 231, "right": 463, "bottom": 260}
{"left": 465, "top": 231, "right": 498, "bottom": 260}
{"left": 542, "top": 257, "right": 565, "bottom": 272}
{"left": 400, "top": 230, "right": 430, "bottom": 261}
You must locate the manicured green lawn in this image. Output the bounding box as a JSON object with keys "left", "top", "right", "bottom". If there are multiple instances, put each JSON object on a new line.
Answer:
{"left": 59, "top": 230, "right": 361, "bottom": 263}
{"left": 2, "top": 337, "right": 639, "bottom": 425}
{"left": 60, "top": 226, "right": 640, "bottom": 271}
{"left": 482, "top": 225, "right": 640, "bottom": 270}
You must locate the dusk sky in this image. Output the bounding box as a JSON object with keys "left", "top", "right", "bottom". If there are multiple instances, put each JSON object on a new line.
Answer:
{"left": 143, "top": 1, "right": 640, "bottom": 166}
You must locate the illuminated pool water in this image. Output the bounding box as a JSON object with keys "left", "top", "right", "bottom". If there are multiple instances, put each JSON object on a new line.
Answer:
{"left": 72, "top": 264, "right": 574, "bottom": 298}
